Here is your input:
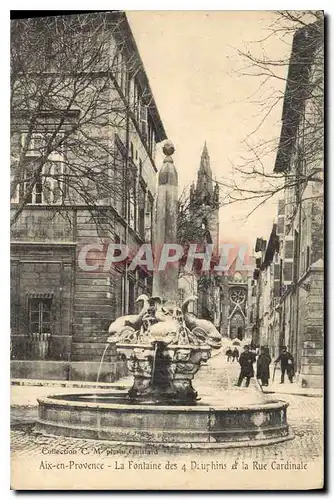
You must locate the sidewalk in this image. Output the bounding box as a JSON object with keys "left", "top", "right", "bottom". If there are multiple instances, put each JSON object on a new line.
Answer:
{"left": 259, "top": 363, "right": 323, "bottom": 398}
{"left": 262, "top": 381, "right": 323, "bottom": 398}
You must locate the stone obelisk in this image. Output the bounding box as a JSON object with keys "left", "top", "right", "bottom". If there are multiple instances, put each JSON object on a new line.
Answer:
{"left": 152, "top": 141, "right": 179, "bottom": 307}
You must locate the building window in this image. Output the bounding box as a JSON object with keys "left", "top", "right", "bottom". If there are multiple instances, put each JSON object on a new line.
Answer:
{"left": 144, "top": 193, "right": 153, "bottom": 243}
{"left": 147, "top": 116, "right": 156, "bottom": 158}
{"left": 113, "top": 137, "right": 138, "bottom": 229}
{"left": 127, "top": 164, "right": 137, "bottom": 231}
{"left": 17, "top": 132, "right": 66, "bottom": 205}
{"left": 138, "top": 267, "right": 147, "bottom": 285}
{"left": 230, "top": 288, "right": 246, "bottom": 304}
{"left": 132, "top": 78, "right": 141, "bottom": 122}
{"left": 28, "top": 297, "right": 52, "bottom": 336}
{"left": 277, "top": 215, "right": 285, "bottom": 236}
{"left": 140, "top": 104, "right": 148, "bottom": 140}
{"left": 178, "top": 288, "right": 185, "bottom": 305}
{"left": 113, "top": 136, "right": 126, "bottom": 217}
{"left": 10, "top": 181, "right": 20, "bottom": 204}
{"left": 128, "top": 278, "right": 135, "bottom": 314}
{"left": 284, "top": 239, "right": 294, "bottom": 259}
{"left": 283, "top": 261, "right": 293, "bottom": 283}
{"left": 10, "top": 132, "right": 21, "bottom": 203}
{"left": 277, "top": 199, "right": 285, "bottom": 216}
{"left": 146, "top": 275, "right": 153, "bottom": 295}
{"left": 293, "top": 230, "right": 299, "bottom": 282}
{"left": 138, "top": 182, "right": 146, "bottom": 238}
{"left": 115, "top": 49, "right": 127, "bottom": 94}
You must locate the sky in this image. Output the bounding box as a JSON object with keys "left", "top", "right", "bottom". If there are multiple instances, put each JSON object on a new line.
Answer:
{"left": 127, "top": 11, "right": 292, "bottom": 252}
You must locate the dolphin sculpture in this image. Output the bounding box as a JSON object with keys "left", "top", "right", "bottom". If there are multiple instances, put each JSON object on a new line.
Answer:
{"left": 181, "top": 295, "right": 222, "bottom": 349}
{"left": 108, "top": 294, "right": 150, "bottom": 336}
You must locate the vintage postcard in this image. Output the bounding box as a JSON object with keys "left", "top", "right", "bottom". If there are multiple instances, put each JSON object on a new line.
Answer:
{"left": 10, "top": 10, "right": 324, "bottom": 490}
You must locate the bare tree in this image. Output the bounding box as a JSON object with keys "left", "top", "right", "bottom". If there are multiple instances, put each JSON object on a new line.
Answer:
{"left": 10, "top": 12, "right": 157, "bottom": 234}
{"left": 218, "top": 11, "right": 324, "bottom": 217}
{"left": 177, "top": 188, "right": 209, "bottom": 248}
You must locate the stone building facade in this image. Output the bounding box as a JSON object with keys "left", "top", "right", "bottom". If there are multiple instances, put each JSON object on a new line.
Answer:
{"left": 251, "top": 228, "right": 282, "bottom": 359}
{"left": 251, "top": 20, "right": 324, "bottom": 388}
{"left": 226, "top": 268, "right": 253, "bottom": 342}
{"left": 10, "top": 12, "right": 167, "bottom": 380}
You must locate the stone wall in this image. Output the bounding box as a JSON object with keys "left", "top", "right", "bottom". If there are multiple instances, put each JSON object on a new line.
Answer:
{"left": 298, "top": 268, "right": 324, "bottom": 388}
{"left": 311, "top": 200, "right": 324, "bottom": 264}
{"left": 11, "top": 209, "right": 75, "bottom": 242}
{"left": 11, "top": 360, "right": 128, "bottom": 382}
{"left": 11, "top": 244, "right": 75, "bottom": 362}
{"left": 71, "top": 210, "right": 114, "bottom": 362}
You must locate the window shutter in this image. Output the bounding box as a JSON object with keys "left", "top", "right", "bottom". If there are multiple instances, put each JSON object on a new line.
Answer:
{"left": 273, "top": 262, "right": 280, "bottom": 280}
{"left": 129, "top": 77, "right": 135, "bottom": 108}
{"left": 277, "top": 215, "right": 285, "bottom": 236}
{"left": 284, "top": 239, "right": 294, "bottom": 259}
{"left": 273, "top": 263, "right": 280, "bottom": 297}
{"left": 276, "top": 199, "right": 286, "bottom": 236}
{"left": 273, "top": 280, "right": 280, "bottom": 297}
{"left": 144, "top": 193, "right": 153, "bottom": 243}
{"left": 283, "top": 262, "right": 293, "bottom": 283}
{"left": 255, "top": 238, "right": 262, "bottom": 252}
{"left": 277, "top": 199, "right": 285, "bottom": 216}
{"left": 283, "top": 235, "right": 294, "bottom": 284}
{"left": 140, "top": 106, "right": 148, "bottom": 139}
{"left": 293, "top": 229, "right": 299, "bottom": 282}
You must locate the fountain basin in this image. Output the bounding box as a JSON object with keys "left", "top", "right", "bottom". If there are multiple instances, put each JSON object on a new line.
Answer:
{"left": 36, "top": 391, "right": 293, "bottom": 448}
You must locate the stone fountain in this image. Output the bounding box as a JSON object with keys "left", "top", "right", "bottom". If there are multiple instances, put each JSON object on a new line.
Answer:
{"left": 36, "top": 142, "right": 293, "bottom": 448}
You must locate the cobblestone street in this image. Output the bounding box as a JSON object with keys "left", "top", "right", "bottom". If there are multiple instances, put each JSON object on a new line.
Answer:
{"left": 11, "top": 353, "right": 323, "bottom": 464}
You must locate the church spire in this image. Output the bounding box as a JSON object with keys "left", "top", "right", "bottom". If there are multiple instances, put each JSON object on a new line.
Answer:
{"left": 196, "top": 142, "right": 213, "bottom": 202}
{"left": 202, "top": 140, "right": 209, "bottom": 157}
{"left": 199, "top": 141, "right": 212, "bottom": 177}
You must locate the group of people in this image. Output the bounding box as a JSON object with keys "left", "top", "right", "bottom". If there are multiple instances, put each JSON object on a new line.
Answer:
{"left": 225, "top": 347, "right": 240, "bottom": 363}
{"left": 226, "top": 344, "right": 295, "bottom": 388}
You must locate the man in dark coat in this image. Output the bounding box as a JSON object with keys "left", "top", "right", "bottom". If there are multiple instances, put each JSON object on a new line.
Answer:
{"left": 256, "top": 346, "right": 272, "bottom": 386}
{"left": 226, "top": 348, "right": 232, "bottom": 362}
{"left": 274, "top": 346, "right": 295, "bottom": 383}
{"left": 236, "top": 345, "right": 256, "bottom": 387}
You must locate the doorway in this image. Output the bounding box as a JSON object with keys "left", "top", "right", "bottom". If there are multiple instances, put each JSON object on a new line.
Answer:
{"left": 237, "top": 326, "right": 244, "bottom": 341}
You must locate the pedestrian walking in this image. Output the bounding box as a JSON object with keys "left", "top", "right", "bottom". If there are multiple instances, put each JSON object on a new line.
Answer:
{"left": 256, "top": 346, "right": 272, "bottom": 386}
{"left": 235, "top": 345, "right": 256, "bottom": 387}
{"left": 225, "top": 348, "right": 232, "bottom": 363}
{"left": 274, "top": 346, "right": 295, "bottom": 384}
{"left": 232, "top": 347, "right": 239, "bottom": 362}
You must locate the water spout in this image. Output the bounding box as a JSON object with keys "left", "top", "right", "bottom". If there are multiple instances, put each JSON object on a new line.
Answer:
{"left": 96, "top": 343, "right": 110, "bottom": 385}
